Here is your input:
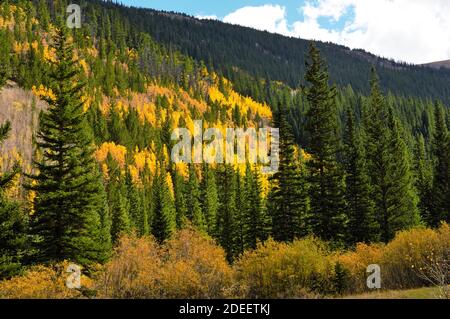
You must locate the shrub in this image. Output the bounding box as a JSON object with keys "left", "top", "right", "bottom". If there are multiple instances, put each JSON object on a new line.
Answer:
{"left": 338, "top": 223, "right": 450, "bottom": 294}
{"left": 381, "top": 223, "right": 449, "bottom": 290}
{"left": 0, "top": 262, "right": 91, "bottom": 299}
{"left": 96, "top": 235, "right": 162, "bottom": 298}
{"left": 160, "top": 229, "right": 234, "bottom": 298}
{"left": 96, "top": 228, "right": 233, "bottom": 298}
{"left": 234, "top": 237, "right": 332, "bottom": 298}
{"left": 337, "top": 243, "right": 384, "bottom": 293}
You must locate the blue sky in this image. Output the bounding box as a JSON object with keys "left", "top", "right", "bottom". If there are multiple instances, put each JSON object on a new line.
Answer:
{"left": 117, "top": 0, "right": 450, "bottom": 64}
{"left": 120, "top": 1, "right": 304, "bottom": 22}
{"left": 119, "top": 0, "right": 348, "bottom": 30}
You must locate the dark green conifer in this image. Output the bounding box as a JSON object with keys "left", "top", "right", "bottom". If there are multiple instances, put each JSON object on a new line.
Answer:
{"left": 304, "top": 43, "right": 347, "bottom": 243}
{"left": 28, "top": 27, "right": 110, "bottom": 265}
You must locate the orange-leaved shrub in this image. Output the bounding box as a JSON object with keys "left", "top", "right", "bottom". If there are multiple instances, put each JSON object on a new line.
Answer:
{"left": 0, "top": 261, "right": 93, "bottom": 299}
{"left": 96, "top": 228, "right": 233, "bottom": 298}
{"left": 336, "top": 243, "right": 384, "bottom": 293}
{"left": 234, "top": 237, "right": 333, "bottom": 298}
{"left": 380, "top": 223, "right": 449, "bottom": 290}
{"left": 338, "top": 223, "right": 450, "bottom": 293}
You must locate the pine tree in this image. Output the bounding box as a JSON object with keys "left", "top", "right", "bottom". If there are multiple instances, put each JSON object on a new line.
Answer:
{"left": 364, "top": 68, "right": 420, "bottom": 242}
{"left": 268, "top": 103, "right": 309, "bottom": 242}
{"left": 243, "top": 164, "right": 269, "bottom": 249}
{"left": 234, "top": 171, "right": 246, "bottom": 255}
{"left": 109, "top": 179, "right": 131, "bottom": 243}
{"left": 200, "top": 164, "right": 218, "bottom": 236}
{"left": 173, "top": 169, "right": 188, "bottom": 229}
{"left": 0, "top": 121, "right": 28, "bottom": 278}
{"left": 215, "top": 165, "right": 237, "bottom": 261}
{"left": 125, "top": 168, "right": 146, "bottom": 235}
{"left": 430, "top": 103, "right": 450, "bottom": 225}
{"left": 187, "top": 164, "right": 205, "bottom": 230}
{"left": 343, "top": 108, "right": 378, "bottom": 244}
{"left": 304, "top": 43, "right": 347, "bottom": 243}
{"left": 151, "top": 165, "right": 176, "bottom": 243}
{"left": 414, "top": 134, "right": 433, "bottom": 225}
{"left": 27, "top": 26, "right": 110, "bottom": 266}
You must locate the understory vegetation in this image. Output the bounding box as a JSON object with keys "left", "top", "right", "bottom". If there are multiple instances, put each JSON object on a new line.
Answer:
{"left": 0, "top": 224, "right": 448, "bottom": 299}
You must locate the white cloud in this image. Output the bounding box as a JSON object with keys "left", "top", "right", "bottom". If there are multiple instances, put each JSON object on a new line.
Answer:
{"left": 223, "top": 5, "right": 290, "bottom": 35}
{"left": 219, "top": 1, "right": 450, "bottom": 64}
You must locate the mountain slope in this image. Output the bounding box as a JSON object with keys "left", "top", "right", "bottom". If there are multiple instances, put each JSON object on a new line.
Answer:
{"left": 92, "top": 0, "right": 450, "bottom": 105}
{"left": 423, "top": 60, "right": 450, "bottom": 70}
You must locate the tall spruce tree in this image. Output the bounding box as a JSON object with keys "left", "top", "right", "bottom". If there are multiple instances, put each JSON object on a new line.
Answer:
{"left": 187, "top": 164, "right": 205, "bottom": 230}
{"left": 200, "top": 164, "right": 218, "bottom": 236}
{"left": 430, "top": 103, "right": 450, "bottom": 225}
{"left": 414, "top": 134, "right": 433, "bottom": 225}
{"left": 234, "top": 170, "right": 246, "bottom": 255}
{"left": 304, "top": 43, "right": 347, "bottom": 243}
{"left": 109, "top": 178, "right": 131, "bottom": 243}
{"left": 173, "top": 169, "right": 188, "bottom": 229}
{"left": 215, "top": 165, "right": 237, "bottom": 261}
{"left": 364, "top": 68, "right": 420, "bottom": 242}
{"left": 125, "top": 168, "right": 145, "bottom": 234}
{"left": 268, "top": 103, "right": 309, "bottom": 242}
{"left": 243, "top": 164, "right": 269, "bottom": 249}
{"left": 0, "top": 121, "right": 28, "bottom": 278}
{"left": 28, "top": 26, "right": 109, "bottom": 266}
{"left": 343, "top": 108, "right": 378, "bottom": 244}
{"left": 151, "top": 165, "right": 176, "bottom": 243}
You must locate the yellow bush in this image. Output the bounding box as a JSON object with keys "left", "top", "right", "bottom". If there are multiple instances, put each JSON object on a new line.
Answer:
{"left": 96, "top": 229, "right": 233, "bottom": 299}
{"left": 380, "top": 224, "right": 449, "bottom": 290}
{"left": 337, "top": 243, "right": 384, "bottom": 293}
{"left": 96, "top": 235, "right": 162, "bottom": 299}
{"left": 0, "top": 262, "right": 87, "bottom": 299}
{"left": 338, "top": 224, "right": 450, "bottom": 293}
{"left": 161, "top": 229, "right": 234, "bottom": 298}
{"left": 234, "top": 237, "right": 332, "bottom": 298}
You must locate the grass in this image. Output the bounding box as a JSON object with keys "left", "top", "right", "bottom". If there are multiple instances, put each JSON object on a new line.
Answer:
{"left": 342, "top": 286, "right": 449, "bottom": 299}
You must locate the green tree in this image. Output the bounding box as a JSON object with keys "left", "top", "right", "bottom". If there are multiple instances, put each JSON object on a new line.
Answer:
{"left": 151, "top": 165, "right": 176, "bottom": 243}
{"left": 27, "top": 27, "right": 110, "bottom": 266}
{"left": 125, "top": 168, "right": 147, "bottom": 235}
{"left": 304, "top": 43, "right": 347, "bottom": 244}
{"left": 430, "top": 103, "right": 450, "bottom": 225}
{"left": 343, "top": 108, "right": 378, "bottom": 243}
{"left": 243, "top": 164, "right": 269, "bottom": 249}
{"left": 0, "top": 121, "right": 28, "bottom": 278}
{"left": 109, "top": 179, "right": 131, "bottom": 243}
{"left": 414, "top": 134, "right": 433, "bottom": 225}
{"left": 187, "top": 164, "right": 205, "bottom": 230}
{"left": 173, "top": 169, "right": 188, "bottom": 229}
{"left": 364, "top": 68, "right": 420, "bottom": 242}
{"left": 200, "top": 164, "right": 218, "bottom": 236}
{"left": 215, "top": 165, "right": 237, "bottom": 261}
{"left": 268, "top": 103, "right": 309, "bottom": 242}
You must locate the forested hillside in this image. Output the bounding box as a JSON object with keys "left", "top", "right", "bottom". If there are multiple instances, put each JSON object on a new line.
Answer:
{"left": 0, "top": 0, "right": 449, "bottom": 299}
{"left": 89, "top": 0, "right": 450, "bottom": 105}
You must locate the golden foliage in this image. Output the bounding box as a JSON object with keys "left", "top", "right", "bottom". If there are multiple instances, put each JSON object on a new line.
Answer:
{"left": 96, "top": 229, "right": 233, "bottom": 299}
{"left": 96, "top": 235, "right": 162, "bottom": 299}
{"left": 0, "top": 262, "right": 90, "bottom": 299}
{"left": 95, "top": 142, "right": 128, "bottom": 168}
{"left": 234, "top": 237, "right": 333, "bottom": 298}
{"left": 31, "top": 84, "right": 56, "bottom": 102}
{"left": 338, "top": 224, "right": 450, "bottom": 293}
{"left": 208, "top": 86, "right": 272, "bottom": 123}
{"left": 43, "top": 44, "right": 57, "bottom": 63}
